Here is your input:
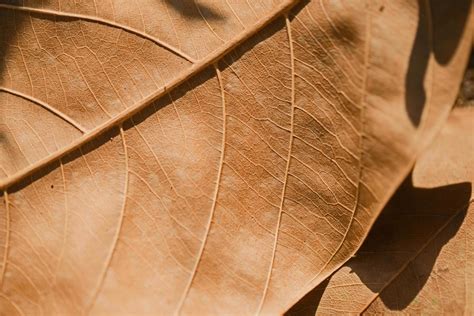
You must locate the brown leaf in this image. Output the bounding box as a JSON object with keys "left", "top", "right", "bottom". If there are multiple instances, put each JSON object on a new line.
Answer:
{"left": 287, "top": 105, "right": 473, "bottom": 315}
{"left": 0, "top": 0, "right": 471, "bottom": 314}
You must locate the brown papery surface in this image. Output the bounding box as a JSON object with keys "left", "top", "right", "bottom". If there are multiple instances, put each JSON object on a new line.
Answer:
{"left": 0, "top": 0, "right": 472, "bottom": 314}
{"left": 286, "top": 105, "right": 473, "bottom": 315}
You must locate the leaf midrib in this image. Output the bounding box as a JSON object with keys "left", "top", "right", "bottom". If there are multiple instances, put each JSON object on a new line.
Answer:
{"left": 0, "top": 0, "right": 299, "bottom": 191}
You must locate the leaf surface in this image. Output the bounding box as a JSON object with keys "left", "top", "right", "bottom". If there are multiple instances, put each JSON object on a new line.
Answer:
{"left": 288, "top": 105, "right": 473, "bottom": 315}
{"left": 0, "top": 0, "right": 471, "bottom": 314}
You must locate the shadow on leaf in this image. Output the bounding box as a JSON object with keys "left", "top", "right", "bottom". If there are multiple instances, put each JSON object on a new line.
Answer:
{"left": 286, "top": 175, "right": 471, "bottom": 315}
{"left": 405, "top": 0, "right": 471, "bottom": 126}
{"left": 0, "top": 0, "right": 35, "bottom": 169}
{"left": 163, "top": 0, "right": 223, "bottom": 21}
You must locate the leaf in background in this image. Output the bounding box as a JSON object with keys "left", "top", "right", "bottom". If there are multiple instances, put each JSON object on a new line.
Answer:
{"left": 287, "top": 105, "right": 473, "bottom": 315}
{"left": 0, "top": 0, "right": 472, "bottom": 314}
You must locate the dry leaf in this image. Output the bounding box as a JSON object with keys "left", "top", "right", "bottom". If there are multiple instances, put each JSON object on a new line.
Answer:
{"left": 287, "top": 105, "right": 473, "bottom": 315}
{"left": 0, "top": 0, "right": 472, "bottom": 314}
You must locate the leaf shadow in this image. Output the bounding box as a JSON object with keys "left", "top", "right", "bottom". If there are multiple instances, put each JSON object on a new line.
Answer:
{"left": 0, "top": 0, "right": 31, "bottom": 166}
{"left": 163, "top": 0, "right": 223, "bottom": 21}
{"left": 285, "top": 175, "right": 471, "bottom": 314}
{"left": 354, "top": 176, "right": 471, "bottom": 310}
{"left": 405, "top": 0, "right": 471, "bottom": 126}
{"left": 285, "top": 278, "right": 329, "bottom": 316}
{"left": 0, "top": 0, "right": 25, "bottom": 76}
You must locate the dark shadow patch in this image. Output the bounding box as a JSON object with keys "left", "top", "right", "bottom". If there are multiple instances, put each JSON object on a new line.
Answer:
{"left": 0, "top": 0, "right": 22, "bottom": 4}
{"left": 0, "top": 3, "right": 32, "bottom": 177}
{"left": 430, "top": 0, "right": 472, "bottom": 65}
{"left": 285, "top": 174, "right": 471, "bottom": 314}
{"left": 288, "top": 0, "right": 310, "bottom": 18}
{"left": 164, "top": 0, "right": 224, "bottom": 21}
{"left": 456, "top": 51, "right": 474, "bottom": 107}
{"left": 349, "top": 175, "right": 471, "bottom": 311}
{"left": 327, "top": 17, "right": 360, "bottom": 48}
{"left": 284, "top": 278, "right": 329, "bottom": 316}
{"left": 0, "top": 4, "right": 23, "bottom": 85}
{"left": 405, "top": 0, "right": 431, "bottom": 127}
{"left": 405, "top": 0, "right": 471, "bottom": 126}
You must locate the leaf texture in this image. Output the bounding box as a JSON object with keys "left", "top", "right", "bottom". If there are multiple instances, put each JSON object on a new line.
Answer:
{"left": 287, "top": 105, "right": 474, "bottom": 315}
{"left": 0, "top": 0, "right": 472, "bottom": 315}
